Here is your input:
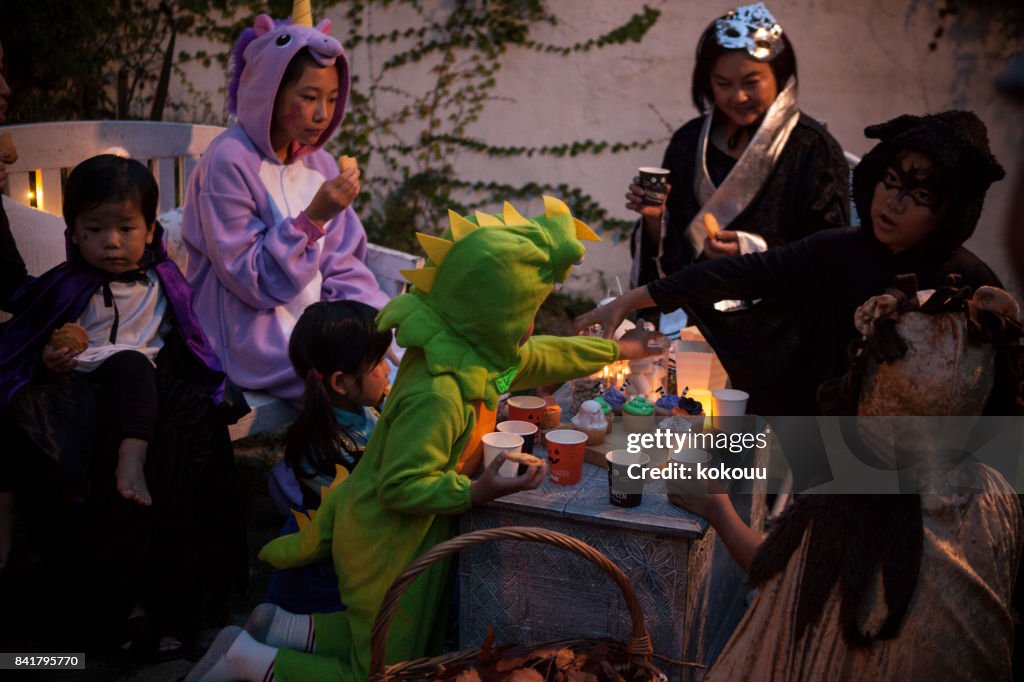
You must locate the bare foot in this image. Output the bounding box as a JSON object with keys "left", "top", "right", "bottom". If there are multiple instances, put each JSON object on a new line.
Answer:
{"left": 116, "top": 439, "right": 152, "bottom": 506}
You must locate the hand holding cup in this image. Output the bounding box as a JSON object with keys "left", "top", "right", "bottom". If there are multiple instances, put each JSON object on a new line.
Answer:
{"left": 471, "top": 451, "right": 546, "bottom": 505}
{"left": 626, "top": 168, "right": 671, "bottom": 220}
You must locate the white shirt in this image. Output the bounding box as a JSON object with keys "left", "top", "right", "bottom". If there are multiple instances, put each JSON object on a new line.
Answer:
{"left": 74, "top": 270, "right": 170, "bottom": 372}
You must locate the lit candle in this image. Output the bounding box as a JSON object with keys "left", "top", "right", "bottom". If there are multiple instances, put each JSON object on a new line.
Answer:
{"left": 687, "top": 389, "right": 713, "bottom": 418}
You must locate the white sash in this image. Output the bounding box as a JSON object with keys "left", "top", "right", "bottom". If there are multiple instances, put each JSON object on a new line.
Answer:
{"left": 685, "top": 76, "right": 799, "bottom": 255}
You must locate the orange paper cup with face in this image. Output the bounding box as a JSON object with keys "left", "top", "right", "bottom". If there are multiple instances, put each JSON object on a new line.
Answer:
{"left": 544, "top": 429, "right": 588, "bottom": 485}
{"left": 507, "top": 396, "right": 547, "bottom": 425}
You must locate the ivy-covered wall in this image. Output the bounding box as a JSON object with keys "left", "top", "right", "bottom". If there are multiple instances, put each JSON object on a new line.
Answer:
{"left": 3, "top": 1, "right": 1022, "bottom": 298}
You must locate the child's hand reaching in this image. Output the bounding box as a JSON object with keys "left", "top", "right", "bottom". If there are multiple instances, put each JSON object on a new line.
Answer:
{"left": 616, "top": 328, "right": 668, "bottom": 361}
{"left": 42, "top": 343, "right": 78, "bottom": 373}
{"left": 470, "top": 452, "right": 546, "bottom": 506}
{"left": 304, "top": 167, "right": 361, "bottom": 229}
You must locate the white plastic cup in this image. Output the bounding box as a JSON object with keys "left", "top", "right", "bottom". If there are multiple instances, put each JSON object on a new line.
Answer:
{"left": 482, "top": 432, "right": 523, "bottom": 478}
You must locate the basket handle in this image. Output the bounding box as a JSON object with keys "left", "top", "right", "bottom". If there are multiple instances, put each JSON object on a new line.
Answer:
{"left": 369, "top": 525, "right": 654, "bottom": 678}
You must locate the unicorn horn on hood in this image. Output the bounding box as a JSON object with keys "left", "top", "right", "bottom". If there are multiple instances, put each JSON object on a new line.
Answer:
{"left": 292, "top": 0, "right": 313, "bottom": 27}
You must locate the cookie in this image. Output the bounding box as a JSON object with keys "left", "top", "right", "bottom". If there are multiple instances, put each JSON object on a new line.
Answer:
{"left": 703, "top": 212, "right": 720, "bottom": 240}
{"left": 338, "top": 155, "right": 358, "bottom": 172}
{"left": 503, "top": 452, "right": 543, "bottom": 467}
{"left": 51, "top": 323, "right": 89, "bottom": 355}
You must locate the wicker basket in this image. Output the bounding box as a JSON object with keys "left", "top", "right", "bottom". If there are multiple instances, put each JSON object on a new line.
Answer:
{"left": 368, "top": 526, "right": 670, "bottom": 681}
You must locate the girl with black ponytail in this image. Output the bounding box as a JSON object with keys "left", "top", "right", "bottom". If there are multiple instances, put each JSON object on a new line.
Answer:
{"left": 284, "top": 300, "right": 392, "bottom": 510}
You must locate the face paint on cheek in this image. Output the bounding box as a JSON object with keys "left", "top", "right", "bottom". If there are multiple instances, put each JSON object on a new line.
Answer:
{"left": 284, "top": 103, "right": 303, "bottom": 127}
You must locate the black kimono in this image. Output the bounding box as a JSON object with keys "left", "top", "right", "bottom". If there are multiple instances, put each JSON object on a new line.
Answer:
{"left": 632, "top": 113, "right": 851, "bottom": 414}
{"left": 647, "top": 227, "right": 1002, "bottom": 416}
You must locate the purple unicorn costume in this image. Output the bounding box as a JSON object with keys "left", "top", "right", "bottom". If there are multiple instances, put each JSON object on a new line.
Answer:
{"left": 181, "top": 15, "right": 387, "bottom": 405}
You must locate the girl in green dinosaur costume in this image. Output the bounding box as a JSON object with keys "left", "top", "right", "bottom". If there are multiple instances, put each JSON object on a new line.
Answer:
{"left": 185, "top": 196, "right": 655, "bottom": 682}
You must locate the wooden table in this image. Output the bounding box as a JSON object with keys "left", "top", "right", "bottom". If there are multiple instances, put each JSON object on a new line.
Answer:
{"left": 459, "top": 417, "right": 767, "bottom": 681}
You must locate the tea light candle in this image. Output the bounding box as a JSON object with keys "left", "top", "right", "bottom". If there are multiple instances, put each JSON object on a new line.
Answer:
{"left": 687, "top": 389, "right": 713, "bottom": 418}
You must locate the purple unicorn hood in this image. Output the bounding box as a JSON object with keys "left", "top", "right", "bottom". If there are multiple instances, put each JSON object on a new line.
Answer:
{"left": 230, "top": 14, "right": 349, "bottom": 163}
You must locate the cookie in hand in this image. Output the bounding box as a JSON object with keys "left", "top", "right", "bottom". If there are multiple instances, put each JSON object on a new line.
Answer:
{"left": 51, "top": 323, "right": 89, "bottom": 355}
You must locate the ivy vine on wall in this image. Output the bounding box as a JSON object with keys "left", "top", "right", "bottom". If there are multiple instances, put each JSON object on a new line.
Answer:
{"left": 2, "top": 0, "right": 664, "bottom": 250}
{"left": 330, "top": 0, "right": 663, "bottom": 251}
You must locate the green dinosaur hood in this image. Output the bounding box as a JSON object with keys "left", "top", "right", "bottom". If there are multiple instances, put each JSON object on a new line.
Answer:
{"left": 377, "top": 197, "right": 600, "bottom": 407}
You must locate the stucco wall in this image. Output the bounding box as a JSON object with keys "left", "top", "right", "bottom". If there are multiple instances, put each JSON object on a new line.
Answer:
{"left": 173, "top": 0, "right": 1024, "bottom": 298}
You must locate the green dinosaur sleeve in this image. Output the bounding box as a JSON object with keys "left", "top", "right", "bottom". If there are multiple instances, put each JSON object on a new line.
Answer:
{"left": 376, "top": 389, "right": 473, "bottom": 515}
{"left": 257, "top": 478, "right": 343, "bottom": 569}
{"left": 510, "top": 335, "right": 619, "bottom": 391}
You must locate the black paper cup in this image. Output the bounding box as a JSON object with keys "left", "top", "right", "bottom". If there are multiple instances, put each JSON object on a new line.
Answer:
{"left": 606, "top": 450, "right": 650, "bottom": 507}
{"left": 637, "top": 167, "right": 670, "bottom": 206}
{"left": 497, "top": 420, "right": 539, "bottom": 475}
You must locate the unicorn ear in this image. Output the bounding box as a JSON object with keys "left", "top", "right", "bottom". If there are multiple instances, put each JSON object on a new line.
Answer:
{"left": 315, "top": 19, "right": 332, "bottom": 34}
{"left": 253, "top": 14, "right": 275, "bottom": 36}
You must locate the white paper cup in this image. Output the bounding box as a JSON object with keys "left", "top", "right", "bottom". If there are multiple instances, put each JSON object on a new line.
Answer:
{"left": 482, "top": 432, "right": 523, "bottom": 478}
{"left": 712, "top": 389, "right": 749, "bottom": 417}
{"left": 671, "top": 448, "right": 711, "bottom": 465}
{"left": 666, "top": 447, "right": 711, "bottom": 495}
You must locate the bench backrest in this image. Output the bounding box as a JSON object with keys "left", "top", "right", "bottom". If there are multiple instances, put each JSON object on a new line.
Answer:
{"left": 3, "top": 120, "right": 223, "bottom": 216}
{"left": 0, "top": 120, "right": 423, "bottom": 297}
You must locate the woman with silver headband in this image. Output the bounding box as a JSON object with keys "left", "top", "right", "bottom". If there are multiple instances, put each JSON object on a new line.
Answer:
{"left": 628, "top": 3, "right": 850, "bottom": 416}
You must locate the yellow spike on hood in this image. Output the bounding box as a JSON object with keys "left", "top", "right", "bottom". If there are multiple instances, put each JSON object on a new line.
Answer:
{"left": 401, "top": 267, "right": 437, "bottom": 293}
{"left": 474, "top": 210, "right": 504, "bottom": 227}
{"left": 448, "top": 209, "right": 478, "bottom": 241}
{"left": 416, "top": 233, "right": 455, "bottom": 265}
{"left": 503, "top": 201, "right": 530, "bottom": 226}
{"left": 543, "top": 195, "right": 572, "bottom": 217}
{"left": 573, "top": 217, "right": 601, "bottom": 242}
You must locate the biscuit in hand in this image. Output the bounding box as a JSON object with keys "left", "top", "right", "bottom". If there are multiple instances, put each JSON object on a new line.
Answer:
{"left": 503, "top": 451, "right": 543, "bottom": 467}
{"left": 703, "top": 212, "right": 720, "bottom": 240}
{"left": 338, "top": 155, "right": 358, "bottom": 172}
{"left": 51, "top": 323, "right": 89, "bottom": 355}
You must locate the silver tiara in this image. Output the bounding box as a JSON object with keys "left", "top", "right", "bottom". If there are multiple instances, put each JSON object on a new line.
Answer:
{"left": 715, "top": 2, "right": 785, "bottom": 62}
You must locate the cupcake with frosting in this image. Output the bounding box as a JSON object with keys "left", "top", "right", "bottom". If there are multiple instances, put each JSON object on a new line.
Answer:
{"left": 622, "top": 395, "right": 654, "bottom": 432}
{"left": 659, "top": 415, "right": 693, "bottom": 436}
{"left": 540, "top": 400, "right": 562, "bottom": 430}
{"left": 672, "top": 387, "right": 706, "bottom": 428}
{"left": 657, "top": 414, "right": 694, "bottom": 462}
{"left": 571, "top": 400, "right": 608, "bottom": 446}
{"left": 655, "top": 391, "right": 680, "bottom": 416}
{"left": 593, "top": 396, "right": 614, "bottom": 433}
{"left": 602, "top": 386, "right": 627, "bottom": 415}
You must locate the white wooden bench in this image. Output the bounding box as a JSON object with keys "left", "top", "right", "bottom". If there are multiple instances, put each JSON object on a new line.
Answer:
{"left": 1, "top": 120, "right": 423, "bottom": 440}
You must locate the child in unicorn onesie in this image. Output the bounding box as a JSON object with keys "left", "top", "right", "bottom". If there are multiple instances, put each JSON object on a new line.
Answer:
{"left": 181, "top": 2, "right": 387, "bottom": 405}
{"left": 183, "top": 197, "right": 658, "bottom": 682}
